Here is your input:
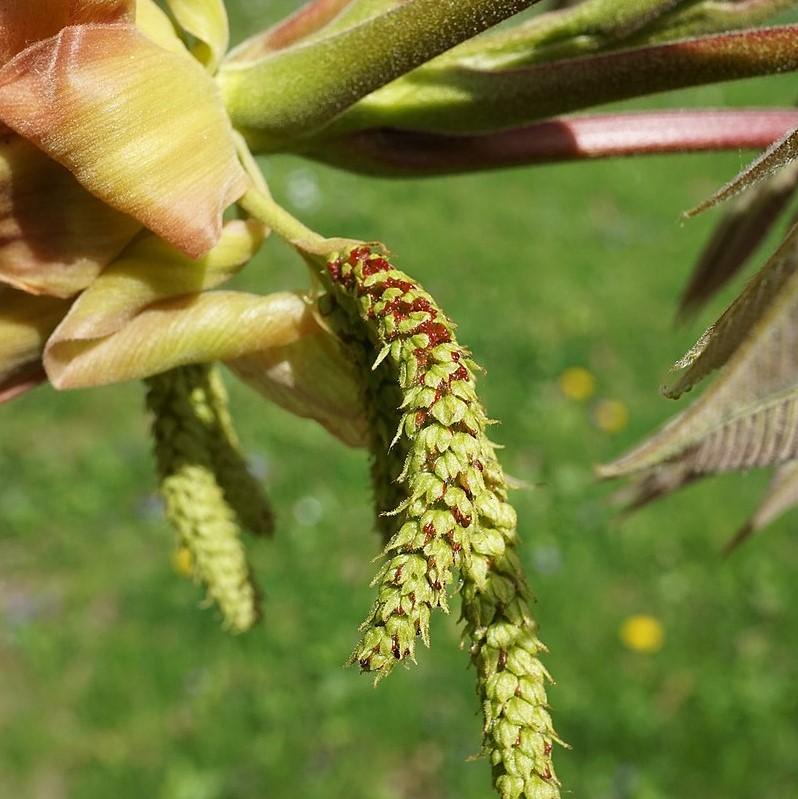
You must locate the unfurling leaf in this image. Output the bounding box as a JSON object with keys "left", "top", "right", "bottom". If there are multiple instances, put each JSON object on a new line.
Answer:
{"left": 610, "top": 462, "right": 701, "bottom": 516}
{"left": 601, "top": 237, "right": 798, "bottom": 481}
{"left": 166, "top": 0, "right": 229, "bottom": 72}
{"left": 0, "top": 24, "right": 247, "bottom": 257}
{"left": 227, "top": 303, "right": 369, "bottom": 449}
{"left": 665, "top": 222, "right": 798, "bottom": 400}
{"left": 0, "top": 0, "right": 134, "bottom": 65}
{"left": 0, "top": 286, "right": 69, "bottom": 399}
{"left": 687, "top": 124, "right": 798, "bottom": 218}
{"left": 0, "top": 133, "right": 139, "bottom": 298}
{"left": 45, "top": 290, "right": 308, "bottom": 389}
{"left": 678, "top": 160, "right": 798, "bottom": 319}
{"left": 48, "top": 219, "right": 265, "bottom": 342}
{"left": 147, "top": 365, "right": 259, "bottom": 632}
{"left": 724, "top": 460, "right": 798, "bottom": 553}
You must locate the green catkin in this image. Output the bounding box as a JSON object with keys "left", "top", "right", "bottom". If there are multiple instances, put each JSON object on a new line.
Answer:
{"left": 324, "top": 245, "right": 482, "bottom": 677}
{"left": 146, "top": 365, "right": 259, "bottom": 633}
{"left": 319, "top": 292, "right": 409, "bottom": 545}
{"left": 322, "top": 245, "right": 559, "bottom": 797}
{"left": 203, "top": 367, "right": 275, "bottom": 536}
{"left": 461, "top": 447, "right": 561, "bottom": 799}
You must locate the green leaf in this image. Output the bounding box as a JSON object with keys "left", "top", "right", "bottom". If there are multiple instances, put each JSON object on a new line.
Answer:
{"left": 600, "top": 235, "right": 798, "bottom": 479}
{"left": 219, "top": 0, "right": 540, "bottom": 148}
{"left": 678, "top": 160, "right": 798, "bottom": 319}
{"left": 665, "top": 222, "right": 798, "bottom": 399}
{"left": 687, "top": 125, "right": 798, "bottom": 218}
{"left": 724, "top": 460, "right": 798, "bottom": 553}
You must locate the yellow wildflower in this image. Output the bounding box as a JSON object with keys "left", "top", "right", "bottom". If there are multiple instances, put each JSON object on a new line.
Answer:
{"left": 594, "top": 398, "right": 629, "bottom": 433}
{"left": 559, "top": 366, "right": 595, "bottom": 400}
{"left": 620, "top": 614, "right": 665, "bottom": 653}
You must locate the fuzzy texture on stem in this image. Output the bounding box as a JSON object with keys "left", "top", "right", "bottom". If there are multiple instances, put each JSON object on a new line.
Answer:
{"left": 147, "top": 364, "right": 260, "bottom": 632}
{"left": 219, "top": 0, "right": 541, "bottom": 148}
{"left": 327, "top": 25, "right": 798, "bottom": 135}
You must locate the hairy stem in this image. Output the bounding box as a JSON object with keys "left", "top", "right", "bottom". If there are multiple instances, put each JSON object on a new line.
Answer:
{"left": 324, "top": 25, "right": 798, "bottom": 135}
{"left": 219, "top": 0, "right": 541, "bottom": 148}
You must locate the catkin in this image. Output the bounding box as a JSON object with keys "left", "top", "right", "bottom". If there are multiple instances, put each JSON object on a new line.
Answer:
{"left": 318, "top": 291, "right": 408, "bottom": 545}
{"left": 203, "top": 366, "right": 275, "bottom": 536}
{"left": 461, "top": 447, "right": 561, "bottom": 799}
{"left": 322, "top": 245, "right": 560, "bottom": 796}
{"left": 147, "top": 365, "right": 259, "bottom": 632}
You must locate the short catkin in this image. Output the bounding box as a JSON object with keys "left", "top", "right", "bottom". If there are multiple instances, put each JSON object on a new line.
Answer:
{"left": 146, "top": 365, "right": 259, "bottom": 633}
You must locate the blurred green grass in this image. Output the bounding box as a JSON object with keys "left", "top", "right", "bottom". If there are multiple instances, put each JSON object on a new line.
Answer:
{"left": 2, "top": 3, "right": 798, "bottom": 798}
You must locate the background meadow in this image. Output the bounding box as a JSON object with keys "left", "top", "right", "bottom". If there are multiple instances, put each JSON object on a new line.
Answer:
{"left": 2, "top": 2, "right": 797, "bottom": 797}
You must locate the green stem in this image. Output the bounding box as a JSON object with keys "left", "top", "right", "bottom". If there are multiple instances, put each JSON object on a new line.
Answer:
{"left": 629, "top": 0, "right": 798, "bottom": 46}
{"left": 439, "top": 0, "right": 682, "bottom": 68}
{"left": 436, "top": 0, "right": 797, "bottom": 69}
{"left": 238, "top": 188, "right": 326, "bottom": 250}
{"left": 320, "top": 24, "right": 798, "bottom": 136}
{"left": 219, "top": 0, "right": 541, "bottom": 149}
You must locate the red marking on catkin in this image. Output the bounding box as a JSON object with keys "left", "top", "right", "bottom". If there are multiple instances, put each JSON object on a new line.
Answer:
{"left": 415, "top": 320, "right": 451, "bottom": 347}
{"left": 423, "top": 522, "right": 436, "bottom": 544}
{"left": 361, "top": 256, "right": 391, "bottom": 276}
{"left": 347, "top": 246, "right": 372, "bottom": 266}
{"left": 327, "top": 258, "right": 342, "bottom": 282}
{"left": 452, "top": 507, "right": 472, "bottom": 528}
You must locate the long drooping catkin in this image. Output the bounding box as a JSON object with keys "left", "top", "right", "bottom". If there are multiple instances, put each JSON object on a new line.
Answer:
{"left": 323, "top": 245, "right": 483, "bottom": 676}
{"left": 318, "top": 290, "right": 409, "bottom": 545}
{"left": 146, "top": 365, "right": 259, "bottom": 632}
{"left": 461, "top": 447, "right": 561, "bottom": 799}
{"left": 321, "top": 245, "right": 560, "bottom": 796}
{"left": 202, "top": 366, "right": 275, "bottom": 536}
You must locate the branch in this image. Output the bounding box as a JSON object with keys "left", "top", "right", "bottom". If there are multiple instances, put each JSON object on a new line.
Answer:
{"left": 219, "top": 0, "right": 541, "bottom": 148}
{"left": 326, "top": 25, "right": 798, "bottom": 136}
{"left": 444, "top": 0, "right": 798, "bottom": 69}
{"left": 305, "top": 109, "right": 798, "bottom": 175}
